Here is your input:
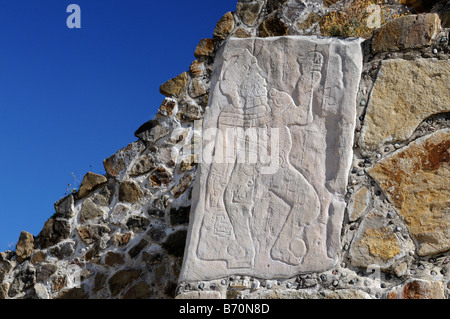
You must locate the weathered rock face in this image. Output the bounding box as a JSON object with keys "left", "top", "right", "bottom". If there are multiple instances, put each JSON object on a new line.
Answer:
{"left": 367, "top": 129, "right": 450, "bottom": 256}
{"left": 180, "top": 36, "right": 363, "bottom": 281}
{"left": 360, "top": 58, "right": 450, "bottom": 153}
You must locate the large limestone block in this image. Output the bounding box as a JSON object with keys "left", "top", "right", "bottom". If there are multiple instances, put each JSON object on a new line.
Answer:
{"left": 367, "top": 129, "right": 450, "bottom": 256}
{"left": 360, "top": 58, "right": 450, "bottom": 153}
{"left": 180, "top": 36, "right": 363, "bottom": 281}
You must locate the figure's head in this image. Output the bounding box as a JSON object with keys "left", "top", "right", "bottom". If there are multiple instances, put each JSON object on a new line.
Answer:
{"left": 239, "top": 68, "right": 267, "bottom": 99}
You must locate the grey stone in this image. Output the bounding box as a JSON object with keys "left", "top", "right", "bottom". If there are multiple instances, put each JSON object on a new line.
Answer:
{"left": 33, "top": 283, "right": 50, "bottom": 299}
{"left": 134, "top": 119, "right": 170, "bottom": 144}
{"left": 76, "top": 224, "right": 110, "bottom": 245}
{"left": 50, "top": 240, "right": 76, "bottom": 259}
{"left": 54, "top": 195, "right": 75, "bottom": 219}
{"left": 38, "top": 218, "right": 71, "bottom": 249}
{"left": 80, "top": 198, "right": 104, "bottom": 223}
{"left": 180, "top": 36, "right": 363, "bottom": 281}
{"left": 103, "top": 141, "right": 146, "bottom": 181}
{"left": 8, "top": 262, "right": 36, "bottom": 297}
{"left": 126, "top": 215, "right": 150, "bottom": 232}
{"left": 162, "top": 229, "right": 187, "bottom": 257}
{"left": 130, "top": 154, "right": 157, "bottom": 176}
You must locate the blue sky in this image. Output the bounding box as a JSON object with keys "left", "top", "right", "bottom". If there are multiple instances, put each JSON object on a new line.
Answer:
{"left": 0, "top": 0, "right": 238, "bottom": 252}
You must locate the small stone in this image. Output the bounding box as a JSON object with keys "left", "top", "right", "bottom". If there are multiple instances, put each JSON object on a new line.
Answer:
{"left": 108, "top": 269, "right": 142, "bottom": 297}
{"left": 286, "top": 282, "right": 292, "bottom": 288}
{"left": 394, "top": 143, "right": 401, "bottom": 149}
{"left": 149, "top": 167, "right": 173, "bottom": 187}
{"left": 198, "top": 283, "right": 205, "bottom": 290}
{"left": 119, "top": 180, "right": 144, "bottom": 203}
{"left": 258, "top": 16, "right": 289, "bottom": 38}
{"left": 103, "top": 141, "right": 145, "bottom": 180}
{"left": 213, "top": 12, "right": 235, "bottom": 40}
{"left": 170, "top": 174, "right": 193, "bottom": 199}
{"left": 54, "top": 195, "right": 75, "bottom": 219}
{"left": 38, "top": 218, "right": 71, "bottom": 249}
{"left": 77, "top": 172, "right": 107, "bottom": 199}
{"left": 76, "top": 224, "right": 110, "bottom": 245}
{"left": 376, "top": 153, "right": 381, "bottom": 159}
{"left": 396, "top": 226, "right": 403, "bottom": 232}
{"left": 430, "top": 270, "right": 437, "bottom": 276}
{"left": 126, "top": 216, "right": 150, "bottom": 232}
{"left": 105, "top": 251, "right": 126, "bottom": 266}
{"left": 194, "top": 39, "right": 215, "bottom": 58}
{"left": 418, "top": 264, "right": 425, "bottom": 270}
{"left": 189, "top": 78, "right": 208, "bottom": 98}
{"left": 332, "top": 280, "right": 339, "bottom": 287}
{"left": 15, "top": 231, "right": 35, "bottom": 263}
{"left": 384, "top": 147, "right": 390, "bottom": 152}
{"left": 221, "top": 279, "right": 227, "bottom": 285}
{"left": 357, "top": 170, "right": 365, "bottom": 176}
{"left": 130, "top": 155, "right": 157, "bottom": 176}
{"left": 433, "top": 48, "right": 438, "bottom": 54}
{"left": 80, "top": 198, "right": 104, "bottom": 222}
{"left": 360, "top": 100, "right": 366, "bottom": 106}
{"left": 320, "top": 274, "right": 327, "bottom": 281}
{"left": 236, "top": 1, "right": 263, "bottom": 27}
{"left": 158, "top": 98, "right": 176, "bottom": 116}
{"left": 160, "top": 72, "right": 188, "bottom": 98}
{"left": 441, "top": 36, "right": 448, "bottom": 43}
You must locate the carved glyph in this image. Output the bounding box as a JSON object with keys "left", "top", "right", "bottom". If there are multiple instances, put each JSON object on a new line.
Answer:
{"left": 180, "top": 36, "right": 363, "bottom": 281}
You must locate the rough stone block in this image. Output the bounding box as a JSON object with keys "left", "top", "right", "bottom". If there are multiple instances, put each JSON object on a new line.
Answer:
{"left": 77, "top": 172, "right": 108, "bottom": 199}
{"left": 360, "top": 58, "right": 450, "bottom": 153}
{"left": 371, "top": 13, "right": 441, "bottom": 54}
{"left": 367, "top": 129, "right": 450, "bottom": 256}
{"left": 160, "top": 72, "right": 188, "bottom": 98}
{"left": 180, "top": 36, "right": 363, "bottom": 281}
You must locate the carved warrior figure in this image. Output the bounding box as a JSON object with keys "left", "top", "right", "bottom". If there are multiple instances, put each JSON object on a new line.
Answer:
{"left": 181, "top": 37, "right": 363, "bottom": 281}
{"left": 198, "top": 47, "right": 325, "bottom": 269}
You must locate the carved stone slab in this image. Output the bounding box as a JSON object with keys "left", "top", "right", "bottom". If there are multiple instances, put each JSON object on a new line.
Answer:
{"left": 180, "top": 36, "right": 363, "bottom": 281}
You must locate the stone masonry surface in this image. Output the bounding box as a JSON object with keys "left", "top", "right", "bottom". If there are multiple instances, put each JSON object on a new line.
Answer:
{"left": 1, "top": 0, "right": 450, "bottom": 299}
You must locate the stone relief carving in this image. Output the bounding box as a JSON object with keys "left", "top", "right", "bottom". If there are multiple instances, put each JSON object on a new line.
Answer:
{"left": 180, "top": 36, "right": 363, "bottom": 281}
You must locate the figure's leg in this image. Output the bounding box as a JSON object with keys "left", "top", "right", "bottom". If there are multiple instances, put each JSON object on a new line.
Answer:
{"left": 270, "top": 166, "right": 320, "bottom": 266}
{"left": 223, "top": 163, "right": 256, "bottom": 268}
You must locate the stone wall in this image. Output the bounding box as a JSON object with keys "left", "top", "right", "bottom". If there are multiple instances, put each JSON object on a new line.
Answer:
{"left": 1, "top": 0, "right": 449, "bottom": 299}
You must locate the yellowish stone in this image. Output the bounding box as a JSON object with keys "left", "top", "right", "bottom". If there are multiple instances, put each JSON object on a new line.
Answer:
{"left": 367, "top": 129, "right": 450, "bottom": 256}
{"left": 360, "top": 59, "right": 450, "bottom": 152}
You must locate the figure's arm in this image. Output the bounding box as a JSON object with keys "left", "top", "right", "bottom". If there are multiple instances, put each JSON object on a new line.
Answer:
{"left": 269, "top": 88, "right": 310, "bottom": 126}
